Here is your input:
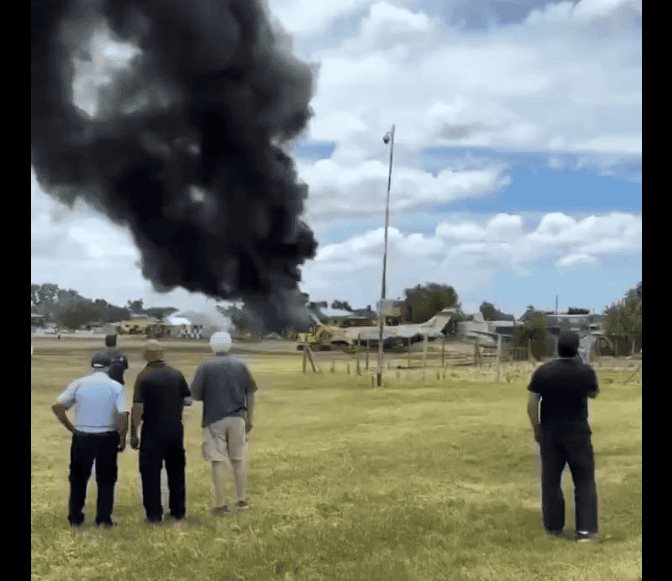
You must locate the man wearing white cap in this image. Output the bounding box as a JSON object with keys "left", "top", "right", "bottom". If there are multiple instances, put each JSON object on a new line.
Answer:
{"left": 191, "top": 331, "right": 258, "bottom": 514}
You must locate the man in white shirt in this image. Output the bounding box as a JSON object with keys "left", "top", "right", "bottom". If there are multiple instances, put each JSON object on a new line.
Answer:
{"left": 51, "top": 352, "right": 129, "bottom": 527}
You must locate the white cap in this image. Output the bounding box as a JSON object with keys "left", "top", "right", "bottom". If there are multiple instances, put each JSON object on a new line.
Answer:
{"left": 210, "top": 331, "right": 232, "bottom": 354}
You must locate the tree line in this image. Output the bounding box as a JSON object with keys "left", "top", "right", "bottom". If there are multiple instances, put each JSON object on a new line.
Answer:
{"left": 31, "top": 283, "right": 177, "bottom": 330}
{"left": 32, "top": 280, "right": 642, "bottom": 350}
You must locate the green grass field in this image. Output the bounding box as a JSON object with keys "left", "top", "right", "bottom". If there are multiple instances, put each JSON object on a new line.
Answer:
{"left": 31, "top": 339, "right": 642, "bottom": 580}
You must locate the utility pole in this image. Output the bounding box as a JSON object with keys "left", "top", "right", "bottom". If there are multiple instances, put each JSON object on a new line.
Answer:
{"left": 376, "top": 124, "right": 395, "bottom": 387}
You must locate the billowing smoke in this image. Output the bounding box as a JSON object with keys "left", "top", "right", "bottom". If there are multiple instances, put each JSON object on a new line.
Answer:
{"left": 31, "top": 0, "right": 317, "bottom": 331}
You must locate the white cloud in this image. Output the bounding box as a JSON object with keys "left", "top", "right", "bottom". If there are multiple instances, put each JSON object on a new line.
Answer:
{"left": 301, "top": 210, "right": 641, "bottom": 305}
{"left": 300, "top": 157, "right": 510, "bottom": 220}
{"left": 556, "top": 253, "right": 598, "bottom": 268}
{"left": 303, "top": 0, "right": 640, "bottom": 164}
{"left": 266, "top": 0, "right": 415, "bottom": 38}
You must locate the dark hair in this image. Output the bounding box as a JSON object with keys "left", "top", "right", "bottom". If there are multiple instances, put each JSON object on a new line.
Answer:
{"left": 105, "top": 334, "right": 117, "bottom": 348}
{"left": 558, "top": 331, "right": 580, "bottom": 358}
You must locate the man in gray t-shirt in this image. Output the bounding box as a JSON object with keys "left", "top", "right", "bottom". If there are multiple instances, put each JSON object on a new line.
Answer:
{"left": 191, "top": 331, "right": 258, "bottom": 514}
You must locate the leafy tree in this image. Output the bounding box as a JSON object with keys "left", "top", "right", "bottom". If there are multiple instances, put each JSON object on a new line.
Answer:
{"left": 403, "top": 283, "right": 460, "bottom": 324}
{"left": 126, "top": 299, "right": 144, "bottom": 314}
{"left": 55, "top": 302, "right": 101, "bottom": 329}
{"left": 479, "top": 301, "right": 514, "bottom": 321}
{"left": 603, "top": 281, "right": 641, "bottom": 339}
{"left": 513, "top": 311, "right": 550, "bottom": 360}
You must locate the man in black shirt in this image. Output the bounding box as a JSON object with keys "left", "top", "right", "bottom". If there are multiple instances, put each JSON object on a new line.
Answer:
{"left": 105, "top": 334, "right": 129, "bottom": 385}
{"left": 130, "top": 340, "right": 191, "bottom": 523}
{"left": 527, "top": 331, "right": 601, "bottom": 542}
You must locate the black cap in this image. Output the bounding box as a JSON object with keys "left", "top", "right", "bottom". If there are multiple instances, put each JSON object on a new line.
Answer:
{"left": 105, "top": 334, "right": 117, "bottom": 348}
{"left": 558, "top": 331, "right": 580, "bottom": 358}
{"left": 91, "top": 351, "right": 112, "bottom": 369}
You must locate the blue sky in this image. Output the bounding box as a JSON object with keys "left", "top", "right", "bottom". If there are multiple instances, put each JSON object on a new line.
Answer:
{"left": 31, "top": 0, "right": 641, "bottom": 317}
{"left": 293, "top": 131, "right": 640, "bottom": 316}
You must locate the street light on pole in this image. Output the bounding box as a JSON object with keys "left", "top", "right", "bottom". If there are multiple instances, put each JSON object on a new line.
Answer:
{"left": 377, "top": 124, "right": 395, "bottom": 387}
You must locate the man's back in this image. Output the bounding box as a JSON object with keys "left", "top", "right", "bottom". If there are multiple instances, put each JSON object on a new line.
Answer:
{"left": 134, "top": 363, "right": 190, "bottom": 437}
{"left": 58, "top": 371, "right": 125, "bottom": 433}
{"left": 529, "top": 358, "right": 599, "bottom": 425}
{"left": 191, "top": 355, "right": 257, "bottom": 426}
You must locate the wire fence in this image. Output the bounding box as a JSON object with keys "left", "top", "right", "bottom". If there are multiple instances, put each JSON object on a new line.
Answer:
{"left": 300, "top": 337, "right": 642, "bottom": 385}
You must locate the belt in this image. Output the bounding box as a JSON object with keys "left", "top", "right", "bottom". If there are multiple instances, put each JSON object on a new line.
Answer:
{"left": 74, "top": 430, "right": 118, "bottom": 437}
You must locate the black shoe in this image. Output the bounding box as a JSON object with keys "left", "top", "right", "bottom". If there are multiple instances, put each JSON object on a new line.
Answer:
{"left": 146, "top": 517, "right": 162, "bottom": 525}
{"left": 168, "top": 513, "right": 185, "bottom": 521}
{"left": 69, "top": 521, "right": 84, "bottom": 528}
{"left": 546, "top": 529, "right": 563, "bottom": 537}
{"left": 576, "top": 531, "right": 602, "bottom": 543}
{"left": 236, "top": 501, "right": 249, "bottom": 511}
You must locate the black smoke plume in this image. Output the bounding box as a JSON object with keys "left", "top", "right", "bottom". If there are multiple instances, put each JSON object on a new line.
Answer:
{"left": 31, "top": 0, "right": 317, "bottom": 331}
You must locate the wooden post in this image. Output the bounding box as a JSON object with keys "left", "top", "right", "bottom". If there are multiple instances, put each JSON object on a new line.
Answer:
{"left": 346, "top": 362, "right": 351, "bottom": 375}
{"left": 441, "top": 337, "right": 446, "bottom": 368}
{"left": 356, "top": 334, "right": 361, "bottom": 375}
{"left": 422, "top": 334, "right": 428, "bottom": 367}
{"left": 366, "top": 340, "right": 370, "bottom": 370}
{"left": 330, "top": 359, "right": 335, "bottom": 373}
{"left": 496, "top": 334, "right": 502, "bottom": 383}
{"left": 407, "top": 338, "right": 412, "bottom": 368}
{"left": 302, "top": 347, "right": 307, "bottom": 373}
{"left": 304, "top": 345, "right": 319, "bottom": 373}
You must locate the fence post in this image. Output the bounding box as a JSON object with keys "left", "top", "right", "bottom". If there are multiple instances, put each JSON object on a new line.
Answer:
{"left": 366, "top": 340, "right": 370, "bottom": 370}
{"left": 407, "top": 338, "right": 412, "bottom": 368}
{"left": 422, "top": 335, "right": 428, "bottom": 367}
{"left": 496, "top": 334, "right": 502, "bottom": 383}
{"left": 441, "top": 337, "right": 446, "bottom": 367}
{"left": 302, "top": 348, "right": 307, "bottom": 373}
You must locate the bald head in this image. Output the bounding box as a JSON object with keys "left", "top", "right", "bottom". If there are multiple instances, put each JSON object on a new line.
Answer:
{"left": 144, "top": 339, "right": 164, "bottom": 362}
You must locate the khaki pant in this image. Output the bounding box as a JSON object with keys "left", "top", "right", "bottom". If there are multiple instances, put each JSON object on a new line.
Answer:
{"left": 202, "top": 417, "right": 246, "bottom": 462}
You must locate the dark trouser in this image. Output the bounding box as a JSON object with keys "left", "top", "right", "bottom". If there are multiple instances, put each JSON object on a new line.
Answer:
{"left": 68, "top": 432, "right": 119, "bottom": 525}
{"left": 539, "top": 422, "right": 598, "bottom": 534}
{"left": 139, "top": 431, "right": 186, "bottom": 521}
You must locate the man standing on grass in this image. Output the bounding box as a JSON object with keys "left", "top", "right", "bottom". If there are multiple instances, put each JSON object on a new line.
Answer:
{"left": 191, "top": 331, "right": 257, "bottom": 514}
{"left": 51, "top": 352, "right": 129, "bottom": 528}
{"left": 130, "top": 340, "right": 191, "bottom": 523}
{"left": 104, "top": 334, "right": 129, "bottom": 386}
{"left": 527, "top": 330, "right": 601, "bottom": 543}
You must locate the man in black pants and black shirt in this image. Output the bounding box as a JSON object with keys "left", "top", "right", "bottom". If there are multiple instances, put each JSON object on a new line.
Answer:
{"left": 131, "top": 340, "right": 191, "bottom": 523}
{"left": 105, "top": 334, "right": 129, "bottom": 386}
{"left": 527, "top": 331, "right": 601, "bottom": 543}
